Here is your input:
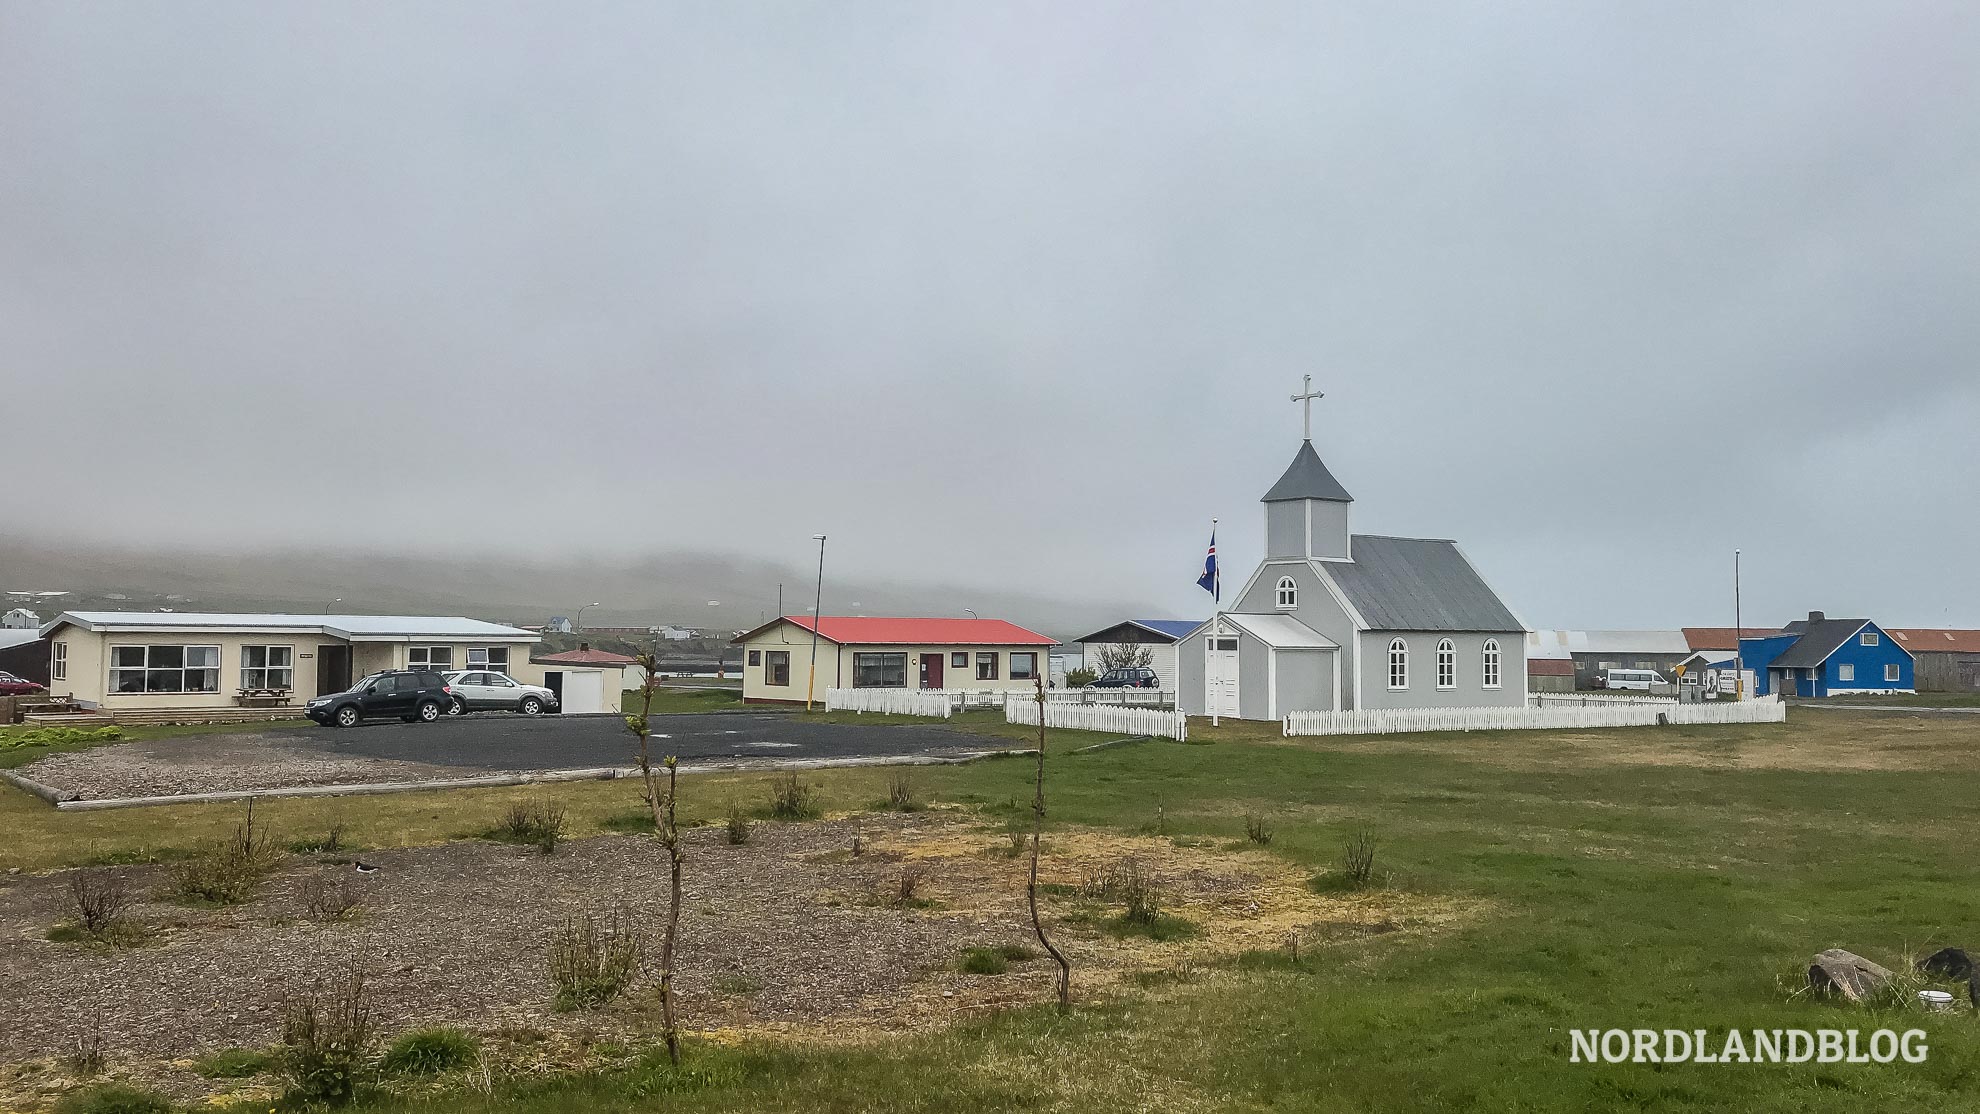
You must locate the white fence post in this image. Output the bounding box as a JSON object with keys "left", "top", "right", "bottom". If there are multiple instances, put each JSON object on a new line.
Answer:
{"left": 1004, "top": 698, "right": 1188, "bottom": 741}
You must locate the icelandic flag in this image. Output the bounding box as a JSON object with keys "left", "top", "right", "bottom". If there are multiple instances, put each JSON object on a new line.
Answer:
{"left": 1196, "top": 527, "right": 1220, "bottom": 602}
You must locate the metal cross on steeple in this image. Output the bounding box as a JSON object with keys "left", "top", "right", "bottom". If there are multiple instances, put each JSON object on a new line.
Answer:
{"left": 1291, "top": 374, "right": 1325, "bottom": 440}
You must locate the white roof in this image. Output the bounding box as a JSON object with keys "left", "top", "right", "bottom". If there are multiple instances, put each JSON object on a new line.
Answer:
{"left": 1529, "top": 629, "right": 1691, "bottom": 656}
{"left": 45, "top": 612, "right": 540, "bottom": 643}
{"left": 1213, "top": 613, "right": 1341, "bottom": 650}
{"left": 0, "top": 628, "right": 41, "bottom": 651}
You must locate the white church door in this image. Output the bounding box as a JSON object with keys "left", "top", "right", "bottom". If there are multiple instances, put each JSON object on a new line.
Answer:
{"left": 1205, "top": 636, "right": 1240, "bottom": 717}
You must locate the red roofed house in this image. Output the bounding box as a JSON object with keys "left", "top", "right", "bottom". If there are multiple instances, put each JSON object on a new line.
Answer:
{"left": 731, "top": 616, "right": 1057, "bottom": 705}
{"left": 529, "top": 643, "right": 636, "bottom": 714}
{"left": 1888, "top": 630, "right": 1980, "bottom": 693}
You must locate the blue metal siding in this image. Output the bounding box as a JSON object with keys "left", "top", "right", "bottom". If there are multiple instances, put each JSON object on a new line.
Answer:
{"left": 1821, "top": 623, "right": 1913, "bottom": 694}
{"left": 1738, "top": 635, "right": 1801, "bottom": 696}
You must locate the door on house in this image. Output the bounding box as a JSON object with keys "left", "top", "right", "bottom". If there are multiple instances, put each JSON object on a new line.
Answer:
{"left": 1205, "top": 636, "right": 1240, "bottom": 717}
{"left": 316, "top": 645, "right": 352, "bottom": 694}
{"left": 542, "top": 671, "right": 564, "bottom": 703}
{"left": 919, "top": 653, "right": 944, "bottom": 689}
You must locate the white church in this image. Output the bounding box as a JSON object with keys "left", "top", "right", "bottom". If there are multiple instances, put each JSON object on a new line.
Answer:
{"left": 1178, "top": 392, "right": 1529, "bottom": 721}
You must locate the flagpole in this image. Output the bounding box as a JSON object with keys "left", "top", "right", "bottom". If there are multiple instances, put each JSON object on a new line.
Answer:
{"left": 1209, "top": 518, "right": 1220, "bottom": 728}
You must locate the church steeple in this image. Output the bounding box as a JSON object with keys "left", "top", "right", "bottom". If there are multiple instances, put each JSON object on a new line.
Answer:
{"left": 1261, "top": 440, "right": 1354, "bottom": 561}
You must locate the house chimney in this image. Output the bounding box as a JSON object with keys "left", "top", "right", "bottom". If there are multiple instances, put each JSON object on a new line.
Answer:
{"left": 1807, "top": 611, "right": 1825, "bottom": 625}
{"left": 579, "top": 642, "right": 589, "bottom": 652}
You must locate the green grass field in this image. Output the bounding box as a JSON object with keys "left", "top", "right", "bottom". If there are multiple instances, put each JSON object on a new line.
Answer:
{"left": 13, "top": 709, "right": 1980, "bottom": 1112}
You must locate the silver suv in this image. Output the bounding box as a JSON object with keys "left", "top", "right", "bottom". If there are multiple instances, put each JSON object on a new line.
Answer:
{"left": 441, "top": 671, "right": 559, "bottom": 716}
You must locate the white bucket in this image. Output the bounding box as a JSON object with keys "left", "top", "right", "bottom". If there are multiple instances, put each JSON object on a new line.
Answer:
{"left": 1918, "top": 990, "right": 1955, "bottom": 1011}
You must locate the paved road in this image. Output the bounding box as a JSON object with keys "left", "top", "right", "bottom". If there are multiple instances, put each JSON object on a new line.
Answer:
{"left": 293, "top": 712, "right": 1006, "bottom": 772}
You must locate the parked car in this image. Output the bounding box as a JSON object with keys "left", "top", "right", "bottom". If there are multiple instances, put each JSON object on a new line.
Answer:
{"left": 306, "top": 670, "right": 453, "bottom": 728}
{"left": 1090, "top": 667, "right": 1160, "bottom": 689}
{"left": 1602, "top": 668, "right": 1668, "bottom": 691}
{"left": 441, "top": 670, "right": 558, "bottom": 716}
{"left": 0, "top": 670, "right": 44, "bottom": 695}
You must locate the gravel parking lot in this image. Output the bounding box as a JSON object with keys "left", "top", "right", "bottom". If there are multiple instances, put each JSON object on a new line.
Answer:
{"left": 17, "top": 713, "right": 1011, "bottom": 800}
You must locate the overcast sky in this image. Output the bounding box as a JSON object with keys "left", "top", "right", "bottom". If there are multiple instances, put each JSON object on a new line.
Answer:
{"left": 4, "top": 2, "right": 1977, "bottom": 630}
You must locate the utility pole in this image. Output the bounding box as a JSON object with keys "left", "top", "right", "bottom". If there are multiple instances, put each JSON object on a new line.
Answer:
{"left": 805, "top": 536, "right": 827, "bottom": 711}
{"left": 1733, "top": 549, "right": 1744, "bottom": 701}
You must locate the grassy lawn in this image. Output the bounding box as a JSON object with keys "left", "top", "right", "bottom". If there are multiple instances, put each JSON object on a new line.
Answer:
{"left": 14, "top": 710, "right": 1980, "bottom": 1111}
{"left": 625, "top": 686, "right": 746, "bottom": 714}
{"left": 1815, "top": 692, "right": 1980, "bottom": 708}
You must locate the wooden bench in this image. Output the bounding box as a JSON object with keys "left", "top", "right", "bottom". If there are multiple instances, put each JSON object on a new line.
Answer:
{"left": 236, "top": 688, "right": 293, "bottom": 707}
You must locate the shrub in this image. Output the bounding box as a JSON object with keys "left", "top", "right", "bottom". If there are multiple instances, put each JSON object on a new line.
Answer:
{"left": 1108, "top": 860, "right": 1157, "bottom": 926}
{"left": 893, "top": 865, "right": 925, "bottom": 907}
{"left": 493, "top": 797, "right": 567, "bottom": 854}
{"left": 1065, "top": 667, "right": 1098, "bottom": 688}
{"left": 298, "top": 872, "right": 370, "bottom": 922}
{"left": 960, "top": 947, "right": 1010, "bottom": 975}
{"left": 67, "top": 1004, "right": 105, "bottom": 1077}
{"left": 68, "top": 869, "right": 135, "bottom": 938}
{"left": 380, "top": 1027, "right": 479, "bottom": 1076}
{"left": 1342, "top": 829, "right": 1377, "bottom": 887}
{"left": 886, "top": 773, "right": 920, "bottom": 811}
{"left": 279, "top": 961, "right": 372, "bottom": 1107}
{"left": 290, "top": 821, "right": 348, "bottom": 854}
{"left": 170, "top": 803, "right": 280, "bottom": 905}
{"left": 767, "top": 773, "right": 817, "bottom": 819}
{"left": 724, "top": 802, "right": 752, "bottom": 845}
{"left": 548, "top": 909, "right": 642, "bottom": 1010}
{"left": 1004, "top": 829, "right": 1028, "bottom": 858}
{"left": 0, "top": 725, "right": 122, "bottom": 750}
{"left": 192, "top": 1047, "right": 274, "bottom": 1079}
{"left": 1244, "top": 812, "right": 1273, "bottom": 846}
{"left": 53, "top": 1084, "right": 171, "bottom": 1114}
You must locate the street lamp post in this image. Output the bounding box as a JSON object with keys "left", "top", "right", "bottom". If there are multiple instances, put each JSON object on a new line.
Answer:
{"left": 576, "top": 602, "right": 600, "bottom": 632}
{"left": 325, "top": 598, "right": 342, "bottom": 614}
{"left": 1733, "top": 550, "right": 1744, "bottom": 701}
{"left": 805, "top": 535, "right": 827, "bottom": 711}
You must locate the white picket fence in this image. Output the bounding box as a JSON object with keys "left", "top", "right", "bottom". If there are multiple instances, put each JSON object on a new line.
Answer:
{"left": 1284, "top": 696, "right": 1784, "bottom": 737}
{"left": 1005, "top": 698, "right": 1189, "bottom": 741}
{"left": 1531, "top": 692, "right": 1676, "bottom": 707}
{"left": 823, "top": 688, "right": 953, "bottom": 718}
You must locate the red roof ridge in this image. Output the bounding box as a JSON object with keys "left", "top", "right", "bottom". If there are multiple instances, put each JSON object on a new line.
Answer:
{"left": 733, "top": 615, "right": 1056, "bottom": 646}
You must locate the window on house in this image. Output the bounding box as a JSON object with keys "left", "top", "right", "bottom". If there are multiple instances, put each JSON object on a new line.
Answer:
{"left": 1482, "top": 639, "right": 1501, "bottom": 689}
{"left": 1886, "top": 663, "right": 1901, "bottom": 682}
{"left": 408, "top": 646, "right": 453, "bottom": 672}
{"left": 51, "top": 642, "right": 66, "bottom": 681}
{"left": 1838, "top": 663, "right": 1855, "bottom": 682}
{"left": 1010, "top": 652, "right": 1038, "bottom": 680}
{"left": 1437, "top": 639, "right": 1456, "bottom": 689}
{"left": 747, "top": 649, "right": 761, "bottom": 666}
{"left": 951, "top": 651, "right": 968, "bottom": 669}
{"left": 763, "top": 650, "right": 790, "bottom": 686}
{"left": 977, "top": 652, "right": 1000, "bottom": 681}
{"left": 1275, "top": 576, "right": 1297, "bottom": 609}
{"left": 466, "top": 646, "right": 510, "bottom": 675}
{"left": 853, "top": 652, "right": 907, "bottom": 688}
{"left": 241, "top": 646, "right": 294, "bottom": 690}
{"left": 110, "top": 645, "right": 220, "bottom": 693}
{"left": 1211, "top": 637, "right": 1239, "bottom": 652}
{"left": 1861, "top": 632, "right": 1880, "bottom": 646}
{"left": 1388, "top": 639, "right": 1409, "bottom": 690}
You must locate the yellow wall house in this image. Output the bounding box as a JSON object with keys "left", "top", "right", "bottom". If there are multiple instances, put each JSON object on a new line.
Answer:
{"left": 732, "top": 616, "right": 1058, "bottom": 704}
{"left": 42, "top": 611, "right": 542, "bottom": 712}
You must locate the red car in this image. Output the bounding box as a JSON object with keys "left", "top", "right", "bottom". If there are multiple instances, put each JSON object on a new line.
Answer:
{"left": 0, "top": 671, "right": 45, "bottom": 695}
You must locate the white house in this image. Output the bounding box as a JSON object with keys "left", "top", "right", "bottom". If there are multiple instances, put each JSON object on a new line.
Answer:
{"left": 40, "top": 612, "right": 542, "bottom": 713}
{"left": 1072, "top": 620, "right": 1199, "bottom": 690}
{"left": 2, "top": 608, "right": 40, "bottom": 629}
{"left": 731, "top": 616, "right": 1056, "bottom": 704}
{"left": 1177, "top": 431, "right": 1528, "bottom": 721}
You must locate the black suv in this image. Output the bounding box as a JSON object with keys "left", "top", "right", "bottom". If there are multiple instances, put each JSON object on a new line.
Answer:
{"left": 306, "top": 670, "right": 453, "bottom": 728}
{"left": 1090, "top": 667, "right": 1161, "bottom": 688}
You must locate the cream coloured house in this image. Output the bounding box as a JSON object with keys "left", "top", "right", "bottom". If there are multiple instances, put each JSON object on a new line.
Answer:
{"left": 732, "top": 616, "right": 1057, "bottom": 704}
{"left": 42, "top": 612, "right": 542, "bottom": 712}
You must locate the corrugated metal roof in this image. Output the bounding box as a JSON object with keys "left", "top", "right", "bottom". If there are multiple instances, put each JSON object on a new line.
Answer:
{"left": 1216, "top": 613, "right": 1340, "bottom": 649}
{"left": 1132, "top": 619, "right": 1202, "bottom": 640}
{"left": 0, "top": 628, "right": 42, "bottom": 651}
{"left": 1890, "top": 629, "right": 1980, "bottom": 654}
{"left": 1319, "top": 536, "right": 1523, "bottom": 633}
{"left": 1769, "top": 618, "right": 1875, "bottom": 669}
{"left": 46, "top": 612, "right": 539, "bottom": 641}
{"left": 1682, "top": 627, "right": 1785, "bottom": 651}
{"left": 1528, "top": 658, "right": 1576, "bottom": 676}
{"left": 736, "top": 616, "right": 1056, "bottom": 647}
{"left": 1260, "top": 441, "right": 1354, "bottom": 503}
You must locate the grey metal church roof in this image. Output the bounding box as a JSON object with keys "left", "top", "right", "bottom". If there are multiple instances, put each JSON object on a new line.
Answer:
{"left": 1322, "top": 536, "right": 1523, "bottom": 632}
{"left": 1260, "top": 441, "right": 1354, "bottom": 503}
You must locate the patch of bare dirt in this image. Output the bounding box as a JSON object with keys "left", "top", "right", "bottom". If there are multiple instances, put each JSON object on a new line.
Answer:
{"left": 0, "top": 810, "right": 1465, "bottom": 1108}
{"left": 20, "top": 733, "right": 473, "bottom": 798}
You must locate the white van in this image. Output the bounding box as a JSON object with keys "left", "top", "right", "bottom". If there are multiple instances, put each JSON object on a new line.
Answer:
{"left": 1603, "top": 668, "right": 1667, "bottom": 691}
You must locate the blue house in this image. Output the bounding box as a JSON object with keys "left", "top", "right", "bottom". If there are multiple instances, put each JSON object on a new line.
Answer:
{"left": 1740, "top": 612, "right": 1914, "bottom": 697}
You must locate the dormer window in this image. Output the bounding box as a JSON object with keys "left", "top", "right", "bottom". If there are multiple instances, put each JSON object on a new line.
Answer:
{"left": 1275, "top": 576, "right": 1297, "bottom": 609}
